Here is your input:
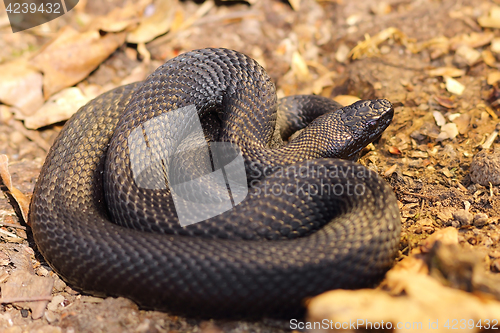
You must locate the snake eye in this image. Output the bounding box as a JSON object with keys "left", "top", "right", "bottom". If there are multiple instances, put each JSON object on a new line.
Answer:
{"left": 367, "top": 118, "right": 379, "bottom": 128}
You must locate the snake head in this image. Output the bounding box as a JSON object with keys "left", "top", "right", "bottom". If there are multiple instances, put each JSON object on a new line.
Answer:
{"left": 338, "top": 99, "right": 394, "bottom": 159}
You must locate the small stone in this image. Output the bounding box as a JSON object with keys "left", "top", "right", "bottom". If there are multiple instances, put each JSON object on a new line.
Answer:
{"left": 44, "top": 310, "right": 59, "bottom": 323}
{"left": 410, "top": 130, "right": 426, "bottom": 141}
{"left": 491, "top": 259, "right": 500, "bottom": 272}
{"left": 37, "top": 266, "right": 49, "bottom": 277}
{"left": 470, "top": 149, "right": 500, "bottom": 186}
{"left": 453, "top": 209, "right": 473, "bottom": 226}
{"left": 47, "top": 295, "right": 65, "bottom": 312}
{"left": 52, "top": 276, "right": 66, "bottom": 292}
{"left": 473, "top": 213, "right": 488, "bottom": 227}
{"left": 20, "top": 309, "right": 29, "bottom": 318}
{"left": 437, "top": 123, "right": 459, "bottom": 141}
{"left": 433, "top": 111, "right": 446, "bottom": 126}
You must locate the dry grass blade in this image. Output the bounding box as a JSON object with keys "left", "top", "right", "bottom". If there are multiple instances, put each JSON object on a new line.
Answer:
{"left": 0, "top": 155, "right": 30, "bottom": 224}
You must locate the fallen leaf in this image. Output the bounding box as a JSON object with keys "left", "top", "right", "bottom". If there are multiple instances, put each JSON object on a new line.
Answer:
{"left": 350, "top": 27, "right": 414, "bottom": 59}
{"left": 307, "top": 236, "right": 500, "bottom": 333}
{"left": 452, "top": 113, "right": 471, "bottom": 135}
{"left": 433, "top": 111, "right": 446, "bottom": 127}
{"left": 482, "top": 50, "right": 497, "bottom": 67}
{"left": 449, "top": 32, "right": 494, "bottom": 50}
{"left": 492, "top": 38, "right": 500, "bottom": 54}
{"left": 126, "top": 0, "right": 178, "bottom": 44}
{"left": 427, "top": 67, "right": 465, "bottom": 78}
{"left": 333, "top": 95, "right": 360, "bottom": 106}
{"left": 487, "top": 71, "right": 500, "bottom": 85}
{"left": 0, "top": 155, "right": 30, "bottom": 224}
{"left": 1, "top": 270, "right": 53, "bottom": 320}
{"left": 437, "top": 123, "right": 459, "bottom": 141}
{"left": 434, "top": 96, "right": 456, "bottom": 109}
{"left": 478, "top": 6, "right": 500, "bottom": 29}
{"left": 291, "top": 51, "right": 311, "bottom": 82}
{"left": 288, "top": 0, "right": 301, "bottom": 11}
{"left": 89, "top": 1, "right": 146, "bottom": 32}
{"left": 24, "top": 87, "right": 92, "bottom": 129}
{"left": 30, "top": 27, "right": 126, "bottom": 99}
{"left": 445, "top": 76, "right": 465, "bottom": 95}
{"left": 455, "top": 45, "right": 481, "bottom": 66}
{"left": 334, "top": 43, "right": 350, "bottom": 63}
{"left": 420, "top": 227, "right": 458, "bottom": 253}
{"left": 0, "top": 60, "right": 44, "bottom": 116}
{"left": 389, "top": 146, "right": 402, "bottom": 155}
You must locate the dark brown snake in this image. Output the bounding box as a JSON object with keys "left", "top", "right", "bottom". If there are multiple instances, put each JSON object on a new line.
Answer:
{"left": 29, "top": 48, "right": 401, "bottom": 318}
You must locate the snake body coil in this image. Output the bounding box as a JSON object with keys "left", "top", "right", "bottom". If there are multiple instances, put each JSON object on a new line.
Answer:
{"left": 30, "top": 48, "right": 401, "bottom": 318}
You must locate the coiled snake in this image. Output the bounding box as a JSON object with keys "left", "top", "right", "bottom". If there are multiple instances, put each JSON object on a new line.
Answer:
{"left": 30, "top": 48, "right": 401, "bottom": 318}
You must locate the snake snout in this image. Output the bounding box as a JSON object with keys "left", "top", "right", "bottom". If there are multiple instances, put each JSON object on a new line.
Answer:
{"left": 340, "top": 99, "right": 393, "bottom": 136}
{"left": 365, "top": 99, "right": 394, "bottom": 129}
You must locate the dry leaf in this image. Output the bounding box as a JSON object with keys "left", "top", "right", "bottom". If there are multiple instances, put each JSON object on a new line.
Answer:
{"left": 450, "top": 32, "right": 494, "bottom": 50}
{"left": 89, "top": 1, "right": 146, "bottom": 32}
{"left": 482, "top": 50, "right": 497, "bottom": 67}
{"left": 291, "top": 51, "right": 311, "bottom": 82}
{"left": 307, "top": 245, "right": 500, "bottom": 333}
{"left": 437, "top": 123, "right": 459, "bottom": 141}
{"left": 24, "top": 87, "right": 92, "bottom": 129}
{"left": 126, "top": 0, "right": 178, "bottom": 44}
{"left": 335, "top": 43, "right": 350, "bottom": 63}
{"left": 312, "top": 71, "right": 336, "bottom": 95}
{"left": 433, "top": 111, "right": 446, "bottom": 127}
{"left": 478, "top": 6, "right": 500, "bottom": 29}
{"left": 492, "top": 38, "right": 500, "bottom": 54}
{"left": 333, "top": 95, "right": 360, "bottom": 106}
{"left": 1, "top": 270, "right": 53, "bottom": 320}
{"left": 455, "top": 45, "right": 481, "bottom": 66}
{"left": 421, "top": 227, "right": 458, "bottom": 253}
{"left": 452, "top": 113, "right": 471, "bottom": 135}
{"left": 0, "top": 155, "right": 30, "bottom": 224}
{"left": 427, "top": 67, "right": 465, "bottom": 78}
{"left": 308, "top": 282, "right": 500, "bottom": 333}
{"left": 445, "top": 76, "right": 465, "bottom": 95}
{"left": 0, "top": 60, "right": 43, "bottom": 116}
{"left": 30, "top": 27, "right": 126, "bottom": 99}
{"left": 350, "top": 27, "right": 414, "bottom": 59}
{"left": 288, "top": 0, "right": 301, "bottom": 11}
{"left": 488, "top": 71, "right": 500, "bottom": 85}
{"left": 170, "top": 1, "right": 214, "bottom": 33}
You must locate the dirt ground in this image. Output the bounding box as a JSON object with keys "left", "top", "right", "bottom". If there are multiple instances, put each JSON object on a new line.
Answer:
{"left": 1, "top": 0, "right": 500, "bottom": 332}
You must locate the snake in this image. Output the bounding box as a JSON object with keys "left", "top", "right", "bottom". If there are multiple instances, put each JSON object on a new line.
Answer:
{"left": 29, "top": 48, "right": 401, "bottom": 319}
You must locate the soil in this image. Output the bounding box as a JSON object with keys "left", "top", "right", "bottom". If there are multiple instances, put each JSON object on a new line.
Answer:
{"left": 1, "top": 0, "right": 500, "bottom": 332}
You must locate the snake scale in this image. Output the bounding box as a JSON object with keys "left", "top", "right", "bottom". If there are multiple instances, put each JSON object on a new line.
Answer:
{"left": 29, "top": 48, "right": 401, "bottom": 318}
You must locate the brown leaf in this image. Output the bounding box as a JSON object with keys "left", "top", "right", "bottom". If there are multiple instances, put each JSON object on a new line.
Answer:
{"left": 0, "top": 155, "right": 30, "bottom": 224}
{"left": 333, "top": 95, "right": 360, "bottom": 106}
{"left": 24, "top": 87, "right": 92, "bottom": 129}
{"left": 478, "top": 7, "right": 500, "bottom": 29}
{"left": 1, "top": 270, "right": 53, "bottom": 320}
{"left": 126, "top": 0, "right": 178, "bottom": 44}
{"left": 307, "top": 253, "right": 500, "bottom": 333}
{"left": 30, "top": 27, "right": 126, "bottom": 99}
{"left": 88, "top": 1, "right": 146, "bottom": 32}
{"left": 0, "top": 60, "right": 44, "bottom": 116}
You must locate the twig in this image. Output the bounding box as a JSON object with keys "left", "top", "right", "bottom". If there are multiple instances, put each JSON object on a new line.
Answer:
{"left": 0, "top": 295, "right": 52, "bottom": 304}
{"left": 401, "top": 191, "right": 438, "bottom": 200}
{"left": 0, "top": 222, "right": 26, "bottom": 230}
